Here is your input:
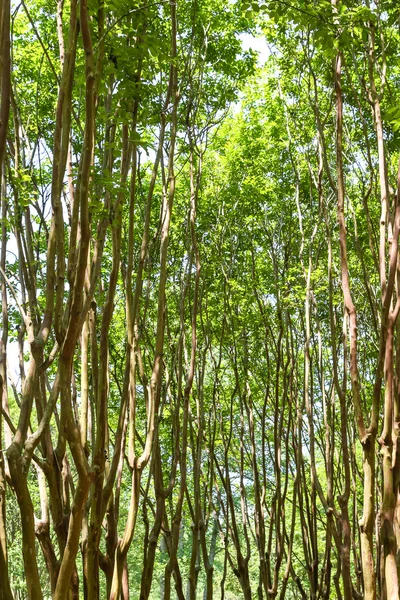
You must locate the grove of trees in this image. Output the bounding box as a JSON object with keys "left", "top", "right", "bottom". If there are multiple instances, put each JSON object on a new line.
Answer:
{"left": 1, "top": 0, "right": 400, "bottom": 598}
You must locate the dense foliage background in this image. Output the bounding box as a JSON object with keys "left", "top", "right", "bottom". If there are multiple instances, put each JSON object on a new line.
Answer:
{"left": 1, "top": 0, "right": 400, "bottom": 598}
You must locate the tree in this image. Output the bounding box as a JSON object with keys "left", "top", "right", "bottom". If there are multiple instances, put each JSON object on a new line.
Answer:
{"left": 3, "top": 0, "right": 400, "bottom": 599}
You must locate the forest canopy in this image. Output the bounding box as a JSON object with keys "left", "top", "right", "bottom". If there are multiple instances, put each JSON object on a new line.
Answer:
{"left": 0, "top": 0, "right": 400, "bottom": 598}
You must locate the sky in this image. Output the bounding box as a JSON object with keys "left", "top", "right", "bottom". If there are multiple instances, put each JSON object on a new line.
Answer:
{"left": 240, "top": 33, "right": 270, "bottom": 65}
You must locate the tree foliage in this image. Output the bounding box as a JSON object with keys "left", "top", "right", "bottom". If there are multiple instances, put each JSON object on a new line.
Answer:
{"left": 1, "top": 0, "right": 400, "bottom": 599}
